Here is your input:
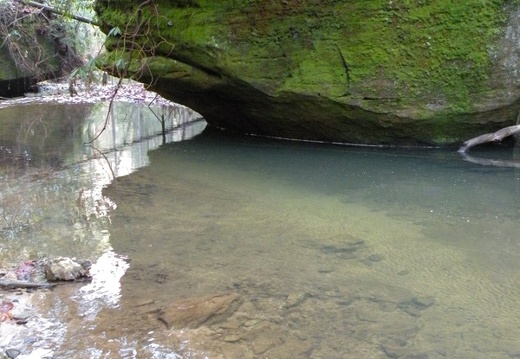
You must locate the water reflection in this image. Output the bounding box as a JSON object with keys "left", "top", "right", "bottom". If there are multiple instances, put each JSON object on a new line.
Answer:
{"left": 0, "top": 101, "right": 205, "bottom": 262}
{"left": 460, "top": 146, "right": 520, "bottom": 168}
{"left": 0, "top": 100, "right": 205, "bottom": 358}
{"left": 75, "top": 250, "right": 130, "bottom": 316}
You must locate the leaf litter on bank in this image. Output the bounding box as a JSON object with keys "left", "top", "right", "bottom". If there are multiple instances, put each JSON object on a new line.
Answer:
{"left": 0, "top": 81, "right": 179, "bottom": 109}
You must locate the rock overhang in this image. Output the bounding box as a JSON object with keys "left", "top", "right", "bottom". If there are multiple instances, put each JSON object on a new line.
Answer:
{"left": 94, "top": 0, "right": 520, "bottom": 146}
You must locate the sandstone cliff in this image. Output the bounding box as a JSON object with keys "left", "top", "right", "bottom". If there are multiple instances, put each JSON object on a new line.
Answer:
{"left": 95, "top": 0, "right": 520, "bottom": 145}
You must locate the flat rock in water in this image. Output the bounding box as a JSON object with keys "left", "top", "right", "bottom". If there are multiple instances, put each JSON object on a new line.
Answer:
{"left": 158, "top": 293, "right": 242, "bottom": 329}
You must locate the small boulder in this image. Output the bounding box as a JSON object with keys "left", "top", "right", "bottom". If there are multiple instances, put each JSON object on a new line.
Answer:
{"left": 43, "top": 257, "right": 91, "bottom": 281}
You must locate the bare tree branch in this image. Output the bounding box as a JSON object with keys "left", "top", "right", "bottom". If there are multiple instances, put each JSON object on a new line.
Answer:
{"left": 458, "top": 124, "right": 520, "bottom": 153}
{"left": 15, "top": 0, "right": 99, "bottom": 26}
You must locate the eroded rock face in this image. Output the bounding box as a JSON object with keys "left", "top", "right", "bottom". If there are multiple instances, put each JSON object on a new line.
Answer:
{"left": 95, "top": 0, "right": 520, "bottom": 145}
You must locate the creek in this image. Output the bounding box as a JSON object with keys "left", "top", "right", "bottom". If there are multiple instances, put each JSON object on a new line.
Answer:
{"left": 0, "top": 100, "right": 520, "bottom": 359}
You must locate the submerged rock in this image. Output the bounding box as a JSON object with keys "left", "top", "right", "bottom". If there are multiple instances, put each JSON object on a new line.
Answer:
{"left": 158, "top": 293, "right": 242, "bottom": 329}
{"left": 95, "top": 0, "right": 520, "bottom": 145}
{"left": 5, "top": 348, "right": 21, "bottom": 359}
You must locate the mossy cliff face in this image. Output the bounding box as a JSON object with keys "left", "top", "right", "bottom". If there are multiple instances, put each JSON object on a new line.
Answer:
{"left": 95, "top": 0, "right": 520, "bottom": 145}
{"left": 0, "top": 1, "right": 82, "bottom": 97}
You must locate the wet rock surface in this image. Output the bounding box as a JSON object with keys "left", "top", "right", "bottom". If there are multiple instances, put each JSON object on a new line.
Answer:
{"left": 0, "top": 257, "right": 91, "bottom": 332}
{"left": 42, "top": 257, "right": 91, "bottom": 282}
{"left": 127, "top": 270, "right": 438, "bottom": 359}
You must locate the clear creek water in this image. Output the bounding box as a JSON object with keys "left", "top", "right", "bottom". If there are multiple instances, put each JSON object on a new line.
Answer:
{"left": 1, "top": 102, "right": 520, "bottom": 359}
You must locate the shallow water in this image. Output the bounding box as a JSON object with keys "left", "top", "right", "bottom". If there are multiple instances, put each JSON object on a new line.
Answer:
{"left": 1, "top": 104, "right": 520, "bottom": 358}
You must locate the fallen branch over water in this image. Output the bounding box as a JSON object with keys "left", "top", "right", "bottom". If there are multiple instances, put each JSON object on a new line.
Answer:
{"left": 458, "top": 125, "right": 520, "bottom": 153}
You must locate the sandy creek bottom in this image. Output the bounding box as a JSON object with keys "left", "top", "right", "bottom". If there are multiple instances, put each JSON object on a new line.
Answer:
{"left": 2, "top": 130, "right": 520, "bottom": 359}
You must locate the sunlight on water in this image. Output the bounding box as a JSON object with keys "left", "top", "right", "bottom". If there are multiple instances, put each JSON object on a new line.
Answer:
{"left": 77, "top": 250, "right": 130, "bottom": 312}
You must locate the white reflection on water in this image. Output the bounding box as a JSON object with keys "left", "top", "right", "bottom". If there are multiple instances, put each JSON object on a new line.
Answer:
{"left": 76, "top": 250, "right": 130, "bottom": 314}
{"left": 17, "top": 348, "right": 54, "bottom": 359}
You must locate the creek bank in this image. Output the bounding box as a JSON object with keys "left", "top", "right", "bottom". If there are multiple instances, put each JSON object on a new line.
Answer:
{"left": 0, "top": 256, "right": 92, "bottom": 295}
{"left": 0, "top": 80, "right": 179, "bottom": 109}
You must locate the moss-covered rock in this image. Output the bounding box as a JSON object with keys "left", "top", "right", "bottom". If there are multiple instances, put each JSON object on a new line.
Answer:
{"left": 95, "top": 0, "right": 520, "bottom": 145}
{"left": 0, "top": 1, "right": 82, "bottom": 97}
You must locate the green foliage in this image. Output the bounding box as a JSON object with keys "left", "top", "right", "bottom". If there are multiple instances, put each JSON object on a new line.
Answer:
{"left": 70, "top": 57, "right": 96, "bottom": 79}
{"left": 0, "top": 0, "right": 104, "bottom": 80}
{"left": 46, "top": 0, "right": 100, "bottom": 59}
{"left": 0, "top": 1, "right": 61, "bottom": 78}
{"left": 107, "top": 26, "right": 122, "bottom": 37}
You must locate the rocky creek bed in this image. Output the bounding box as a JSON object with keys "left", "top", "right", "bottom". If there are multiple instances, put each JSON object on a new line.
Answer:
{"left": 0, "top": 198, "right": 441, "bottom": 359}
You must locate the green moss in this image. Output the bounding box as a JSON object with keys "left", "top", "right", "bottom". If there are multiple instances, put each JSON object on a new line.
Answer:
{"left": 96, "top": 0, "right": 512, "bottom": 107}
{"left": 334, "top": 0, "right": 508, "bottom": 112}
{"left": 0, "top": 47, "right": 17, "bottom": 78}
{"left": 198, "top": 0, "right": 510, "bottom": 115}
{"left": 0, "top": 15, "right": 63, "bottom": 80}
